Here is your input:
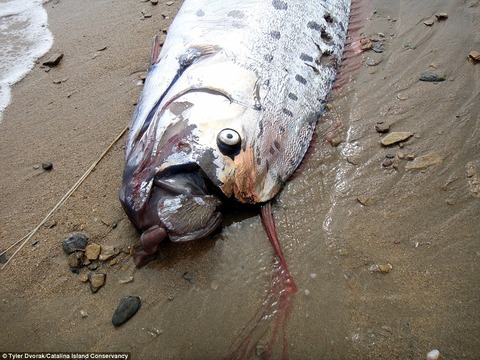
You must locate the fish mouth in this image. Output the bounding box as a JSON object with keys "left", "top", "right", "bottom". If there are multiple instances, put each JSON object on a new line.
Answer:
{"left": 120, "top": 164, "right": 222, "bottom": 266}
{"left": 151, "top": 164, "right": 222, "bottom": 241}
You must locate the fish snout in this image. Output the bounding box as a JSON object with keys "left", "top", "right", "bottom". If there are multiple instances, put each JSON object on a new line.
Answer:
{"left": 120, "top": 165, "right": 223, "bottom": 267}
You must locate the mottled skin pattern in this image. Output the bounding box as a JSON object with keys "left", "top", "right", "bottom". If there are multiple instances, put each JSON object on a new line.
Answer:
{"left": 120, "top": 0, "right": 350, "bottom": 262}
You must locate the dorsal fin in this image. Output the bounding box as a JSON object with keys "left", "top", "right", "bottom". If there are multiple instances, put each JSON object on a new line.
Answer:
{"left": 333, "top": 0, "right": 374, "bottom": 90}
{"left": 150, "top": 34, "right": 163, "bottom": 66}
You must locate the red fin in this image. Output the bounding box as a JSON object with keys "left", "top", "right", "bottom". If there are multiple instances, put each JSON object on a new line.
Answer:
{"left": 260, "top": 203, "right": 297, "bottom": 294}
{"left": 334, "top": 0, "right": 374, "bottom": 91}
{"left": 225, "top": 204, "right": 297, "bottom": 360}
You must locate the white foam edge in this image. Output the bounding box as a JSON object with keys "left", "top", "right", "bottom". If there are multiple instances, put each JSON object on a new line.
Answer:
{"left": 0, "top": 0, "right": 53, "bottom": 123}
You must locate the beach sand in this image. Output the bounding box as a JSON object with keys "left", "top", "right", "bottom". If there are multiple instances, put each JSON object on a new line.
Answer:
{"left": 1, "top": 0, "right": 479, "bottom": 358}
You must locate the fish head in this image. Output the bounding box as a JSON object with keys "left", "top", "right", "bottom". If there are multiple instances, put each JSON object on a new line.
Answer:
{"left": 120, "top": 88, "right": 269, "bottom": 244}
{"left": 120, "top": 55, "right": 296, "bottom": 246}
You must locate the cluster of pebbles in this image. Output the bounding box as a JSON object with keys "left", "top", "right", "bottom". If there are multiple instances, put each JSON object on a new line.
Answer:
{"left": 61, "top": 232, "right": 126, "bottom": 293}
{"left": 62, "top": 233, "right": 142, "bottom": 326}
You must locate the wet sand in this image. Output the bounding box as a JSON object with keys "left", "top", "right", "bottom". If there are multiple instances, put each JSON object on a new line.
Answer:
{"left": 1, "top": 0, "right": 479, "bottom": 359}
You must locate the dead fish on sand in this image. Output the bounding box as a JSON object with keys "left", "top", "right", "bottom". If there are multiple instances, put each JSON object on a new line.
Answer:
{"left": 120, "top": 0, "right": 353, "bottom": 357}
{"left": 120, "top": 0, "right": 351, "bottom": 267}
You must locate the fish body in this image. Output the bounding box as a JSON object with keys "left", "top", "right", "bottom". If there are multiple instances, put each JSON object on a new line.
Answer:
{"left": 120, "top": 0, "right": 350, "bottom": 250}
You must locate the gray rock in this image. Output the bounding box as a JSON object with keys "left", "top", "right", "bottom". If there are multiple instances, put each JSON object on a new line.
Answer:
{"left": 43, "top": 53, "right": 64, "bottom": 67}
{"left": 62, "top": 233, "right": 88, "bottom": 254}
{"left": 375, "top": 123, "right": 390, "bottom": 133}
{"left": 419, "top": 70, "right": 446, "bottom": 82}
{"left": 112, "top": 296, "right": 141, "bottom": 326}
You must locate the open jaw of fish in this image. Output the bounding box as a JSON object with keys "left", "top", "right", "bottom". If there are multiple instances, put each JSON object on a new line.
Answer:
{"left": 120, "top": 0, "right": 351, "bottom": 268}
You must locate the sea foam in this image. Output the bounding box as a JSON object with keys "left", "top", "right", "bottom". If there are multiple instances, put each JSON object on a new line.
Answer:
{"left": 0, "top": 0, "right": 53, "bottom": 123}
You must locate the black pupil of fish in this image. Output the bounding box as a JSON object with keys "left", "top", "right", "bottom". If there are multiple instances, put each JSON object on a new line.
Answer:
{"left": 227, "top": 133, "right": 233, "bottom": 139}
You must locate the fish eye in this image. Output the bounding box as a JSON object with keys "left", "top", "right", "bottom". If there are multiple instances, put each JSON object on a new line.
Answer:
{"left": 217, "top": 128, "right": 241, "bottom": 157}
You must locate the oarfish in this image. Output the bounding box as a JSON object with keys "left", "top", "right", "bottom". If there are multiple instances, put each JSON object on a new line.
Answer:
{"left": 120, "top": 0, "right": 351, "bottom": 267}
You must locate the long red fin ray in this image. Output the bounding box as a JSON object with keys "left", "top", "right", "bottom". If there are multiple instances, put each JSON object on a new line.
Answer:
{"left": 225, "top": 204, "right": 297, "bottom": 359}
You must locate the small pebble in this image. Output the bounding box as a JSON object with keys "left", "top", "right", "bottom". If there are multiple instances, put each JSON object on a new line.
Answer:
{"left": 375, "top": 123, "right": 390, "bottom": 133}
{"left": 42, "top": 162, "right": 53, "bottom": 171}
{"left": 141, "top": 9, "right": 152, "bottom": 18}
{"left": 378, "top": 264, "right": 392, "bottom": 273}
{"left": 382, "top": 325, "right": 393, "bottom": 333}
{"left": 366, "top": 56, "right": 383, "bottom": 67}
{"left": 43, "top": 52, "right": 64, "bottom": 67}
{"left": 85, "top": 243, "right": 101, "bottom": 260}
{"left": 468, "top": 50, "right": 480, "bottom": 63}
{"left": 150, "top": 0, "right": 158, "bottom": 4}
{"left": 87, "top": 262, "right": 99, "bottom": 271}
{"left": 67, "top": 252, "right": 83, "bottom": 268}
{"left": 99, "top": 245, "right": 119, "bottom": 261}
{"left": 382, "top": 158, "right": 393, "bottom": 167}
{"left": 435, "top": 13, "right": 448, "bottom": 20}
{"left": 0, "top": 254, "right": 8, "bottom": 264}
{"left": 183, "top": 271, "right": 194, "bottom": 283}
{"left": 426, "top": 349, "right": 440, "bottom": 360}
{"left": 381, "top": 132, "right": 414, "bottom": 146}
{"left": 166, "top": 1, "right": 174, "bottom": 5}
{"left": 419, "top": 70, "right": 446, "bottom": 82}
{"left": 112, "top": 296, "right": 141, "bottom": 326}
{"left": 80, "top": 309, "right": 88, "bottom": 318}
{"left": 211, "top": 280, "right": 219, "bottom": 291}
{"left": 89, "top": 272, "right": 106, "bottom": 293}
{"left": 423, "top": 18, "right": 434, "bottom": 26}
{"left": 109, "top": 258, "right": 119, "bottom": 267}
{"left": 62, "top": 232, "right": 88, "bottom": 254}
{"left": 43, "top": 220, "right": 57, "bottom": 229}
{"left": 357, "top": 195, "right": 374, "bottom": 206}
{"left": 372, "top": 42, "right": 384, "bottom": 53}
{"left": 369, "top": 264, "right": 392, "bottom": 273}
{"left": 119, "top": 277, "right": 134, "bottom": 284}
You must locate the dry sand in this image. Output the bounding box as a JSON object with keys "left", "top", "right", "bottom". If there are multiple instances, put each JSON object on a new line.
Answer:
{"left": 1, "top": 0, "right": 479, "bottom": 359}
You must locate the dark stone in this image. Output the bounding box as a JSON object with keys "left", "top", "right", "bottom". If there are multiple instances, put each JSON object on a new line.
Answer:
{"left": 419, "top": 70, "right": 446, "bottom": 82}
{"left": 183, "top": 272, "right": 194, "bottom": 283}
{"left": 112, "top": 296, "right": 141, "bottom": 326}
{"left": 62, "top": 233, "right": 88, "bottom": 254}
{"left": 0, "top": 254, "right": 8, "bottom": 264}
{"left": 382, "top": 158, "right": 394, "bottom": 167}
{"left": 42, "top": 162, "right": 53, "bottom": 171}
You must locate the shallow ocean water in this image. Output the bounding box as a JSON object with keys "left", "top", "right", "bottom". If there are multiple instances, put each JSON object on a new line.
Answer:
{"left": 0, "top": 0, "right": 52, "bottom": 122}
